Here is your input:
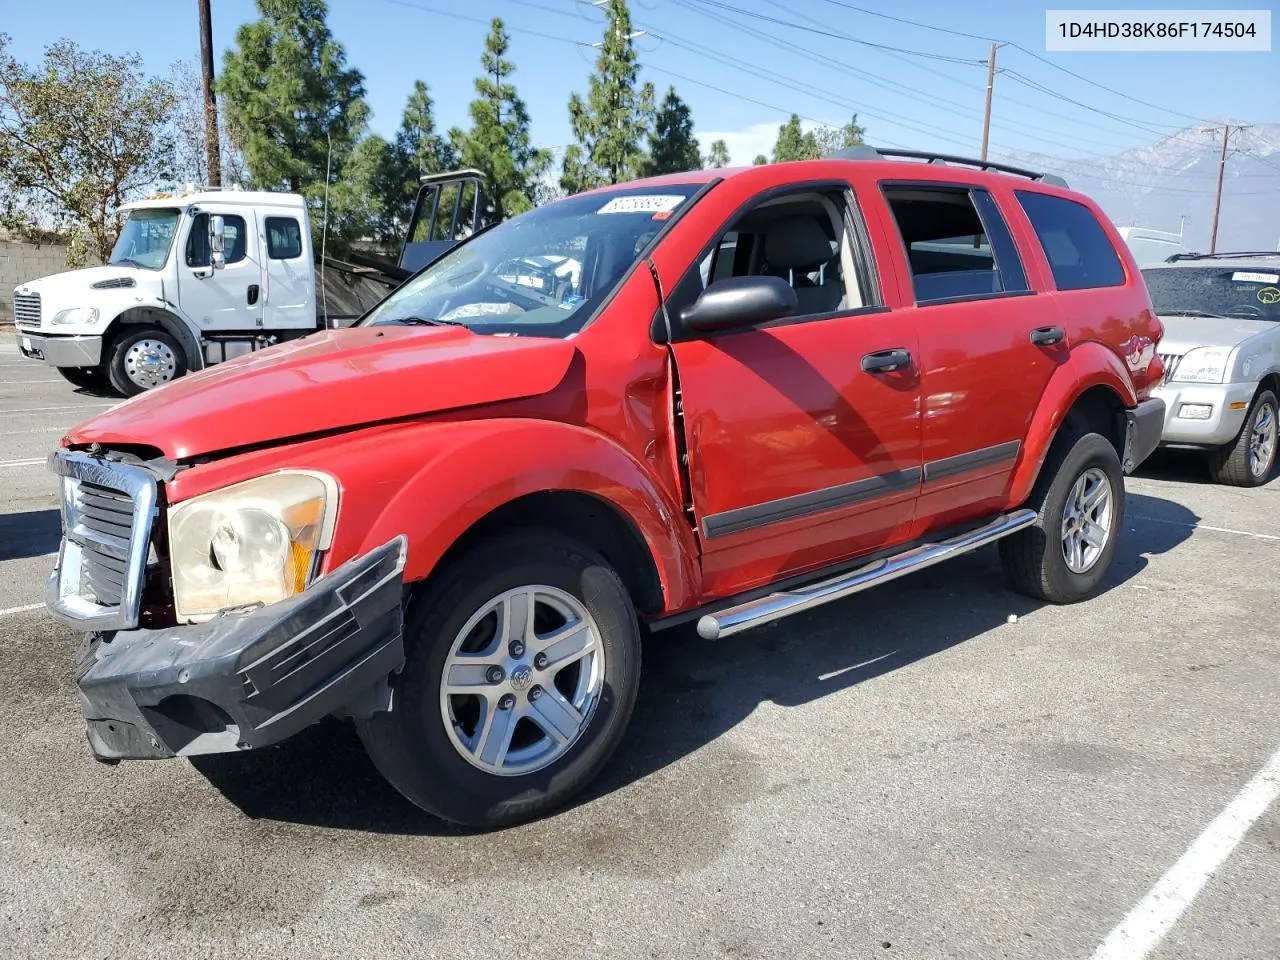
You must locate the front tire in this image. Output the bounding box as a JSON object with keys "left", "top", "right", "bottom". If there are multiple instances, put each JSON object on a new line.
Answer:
{"left": 356, "top": 530, "right": 642, "bottom": 829}
{"left": 106, "top": 327, "right": 187, "bottom": 396}
{"left": 1000, "top": 430, "right": 1125, "bottom": 604}
{"left": 1208, "top": 388, "right": 1277, "bottom": 487}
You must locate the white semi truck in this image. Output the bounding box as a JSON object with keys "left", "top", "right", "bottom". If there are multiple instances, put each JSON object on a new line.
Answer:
{"left": 11, "top": 172, "right": 486, "bottom": 395}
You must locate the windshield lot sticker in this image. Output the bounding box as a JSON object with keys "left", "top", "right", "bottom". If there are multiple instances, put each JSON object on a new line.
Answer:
{"left": 597, "top": 195, "right": 684, "bottom": 215}
{"left": 1232, "top": 271, "right": 1280, "bottom": 284}
{"left": 1258, "top": 286, "right": 1280, "bottom": 305}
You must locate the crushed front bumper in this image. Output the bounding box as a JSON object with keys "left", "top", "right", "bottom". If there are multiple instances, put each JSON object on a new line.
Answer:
{"left": 75, "top": 536, "right": 407, "bottom": 761}
{"left": 16, "top": 331, "right": 103, "bottom": 367}
{"left": 1122, "top": 396, "right": 1166, "bottom": 474}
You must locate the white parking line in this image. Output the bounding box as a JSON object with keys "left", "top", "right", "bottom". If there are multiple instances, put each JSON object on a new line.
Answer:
{"left": 0, "top": 458, "right": 45, "bottom": 468}
{"left": 0, "top": 603, "right": 45, "bottom": 618}
{"left": 1130, "top": 513, "right": 1280, "bottom": 543}
{"left": 5, "top": 404, "right": 114, "bottom": 414}
{"left": 1090, "top": 744, "right": 1280, "bottom": 960}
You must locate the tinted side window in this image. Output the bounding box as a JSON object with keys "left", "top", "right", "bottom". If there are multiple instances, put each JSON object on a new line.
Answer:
{"left": 883, "top": 185, "right": 1030, "bottom": 304}
{"left": 186, "top": 213, "right": 247, "bottom": 267}
{"left": 1015, "top": 191, "right": 1125, "bottom": 290}
{"left": 266, "top": 217, "right": 304, "bottom": 260}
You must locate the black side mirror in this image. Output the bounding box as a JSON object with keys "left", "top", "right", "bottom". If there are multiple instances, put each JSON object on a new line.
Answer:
{"left": 681, "top": 275, "right": 798, "bottom": 333}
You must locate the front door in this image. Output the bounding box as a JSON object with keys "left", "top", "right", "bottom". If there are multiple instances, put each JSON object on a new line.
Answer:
{"left": 662, "top": 180, "right": 924, "bottom": 597}
{"left": 177, "top": 207, "right": 263, "bottom": 331}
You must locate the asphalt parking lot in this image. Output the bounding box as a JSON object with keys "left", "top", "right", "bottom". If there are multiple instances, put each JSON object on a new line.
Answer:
{"left": 1, "top": 335, "right": 1277, "bottom": 960}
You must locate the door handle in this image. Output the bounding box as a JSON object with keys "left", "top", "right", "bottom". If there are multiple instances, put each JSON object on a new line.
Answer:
{"left": 861, "top": 348, "right": 911, "bottom": 373}
{"left": 247, "top": 284, "right": 259, "bottom": 306}
{"left": 1029, "top": 325, "right": 1065, "bottom": 346}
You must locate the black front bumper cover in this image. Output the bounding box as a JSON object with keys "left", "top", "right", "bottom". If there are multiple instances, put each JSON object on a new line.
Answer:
{"left": 76, "top": 536, "right": 407, "bottom": 761}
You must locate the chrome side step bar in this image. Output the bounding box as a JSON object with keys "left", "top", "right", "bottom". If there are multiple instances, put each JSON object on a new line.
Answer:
{"left": 696, "top": 509, "right": 1038, "bottom": 640}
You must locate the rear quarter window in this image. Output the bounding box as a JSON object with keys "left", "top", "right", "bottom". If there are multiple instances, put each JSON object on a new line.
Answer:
{"left": 1015, "top": 191, "right": 1126, "bottom": 291}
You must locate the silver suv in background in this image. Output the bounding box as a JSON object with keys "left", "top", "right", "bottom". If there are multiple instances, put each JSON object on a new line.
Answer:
{"left": 1142, "top": 252, "right": 1280, "bottom": 487}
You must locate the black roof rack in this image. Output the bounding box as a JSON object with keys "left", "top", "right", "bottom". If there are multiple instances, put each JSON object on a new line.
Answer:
{"left": 1165, "top": 250, "right": 1280, "bottom": 262}
{"left": 827, "top": 145, "right": 1069, "bottom": 188}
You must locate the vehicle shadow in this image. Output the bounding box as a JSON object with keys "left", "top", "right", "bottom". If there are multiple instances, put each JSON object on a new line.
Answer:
{"left": 1135, "top": 447, "right": 1280, "bottom": 487}
{"left": 189, "top": 491, "right": 1196, "bottom": 835}
{"left": 0, "top": 509, "right": 62, "bottom": 561}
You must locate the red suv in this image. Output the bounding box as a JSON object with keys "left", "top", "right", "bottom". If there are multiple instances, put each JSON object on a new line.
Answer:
{"left": 46, "top": 148, "right": 1165, "bottom": 828}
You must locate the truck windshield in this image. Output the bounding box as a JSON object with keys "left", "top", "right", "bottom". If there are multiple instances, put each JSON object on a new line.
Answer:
{"left": 361, "top": 183, "right": 705, "bottom": 337}
{"left": 108, "top": 208, "right": 180, "bottom": 270}
{"left": 1142, "top": 265, "right": 1280, "bottom": 322}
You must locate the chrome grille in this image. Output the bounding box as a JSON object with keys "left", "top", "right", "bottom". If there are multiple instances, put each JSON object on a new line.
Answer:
{"left": 1158, "top": 352, "right": 1183, "bottom": 382}
{"left": 47, "top": 452, "right": 158, "bottom": 631}
{"left": 13, "top": 292, "right": 41, "bottom": 327}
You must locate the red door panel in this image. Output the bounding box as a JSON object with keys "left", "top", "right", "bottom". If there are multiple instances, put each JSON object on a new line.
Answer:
{"left": 671, "top": 312, "right": 923, "bottom": 597}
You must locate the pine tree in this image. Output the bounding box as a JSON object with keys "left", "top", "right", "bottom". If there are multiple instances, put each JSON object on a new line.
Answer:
{"left": 771, "top": 114, "right": 820, "bottom": 163}
{"left": 380, "top": 80, "right": 457, "bottom": 244}
{"left": 218, "top": 0, "right": 368, "bottom": 198}
{"left": 561, "top": 0, "right": 654, "bottom": 193}
{"left": 449, "top": 18, "right": 550, "bottom": 221}
{"left": 752, "top": 154, "right": 768, "bottom": 165}
{"left": 707, "top": 139, "right": 731, "bottom": 168}
{"left": 645, "top": 86, "right": 701, "bottom": 175}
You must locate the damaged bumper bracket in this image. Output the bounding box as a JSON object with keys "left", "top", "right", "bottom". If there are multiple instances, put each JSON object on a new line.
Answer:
{"left": 76, "top": 536, "right": 408, "bottom": 761}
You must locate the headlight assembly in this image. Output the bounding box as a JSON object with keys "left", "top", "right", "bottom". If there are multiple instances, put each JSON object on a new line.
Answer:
{"left": 167, "top": 471, "right": 339, "bottom": 621}
{"left": 1170, "top": 346, "right": 1232, "bottom": 384}
{"left": 51, "top": 307, "right": 100, "bottom": 325}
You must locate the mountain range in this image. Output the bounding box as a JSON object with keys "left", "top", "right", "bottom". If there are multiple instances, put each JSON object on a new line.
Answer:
{"left": 993, "top": 123, "right": 1279, "bottom": 253}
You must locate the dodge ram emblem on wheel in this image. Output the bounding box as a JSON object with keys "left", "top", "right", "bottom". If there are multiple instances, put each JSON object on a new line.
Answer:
{"left": 509, "top": 664, "right": 532, "bottom": 692}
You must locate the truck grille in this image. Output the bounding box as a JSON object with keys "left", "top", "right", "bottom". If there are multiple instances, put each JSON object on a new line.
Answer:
{"left": 13, "top": 292, "right": 41, "bottom": 327}
{"left": 1158, "top": 353, "right": 1182, "bottom": 382}
{"left": 47, "top": 452, "right": 158, "bottom": 631}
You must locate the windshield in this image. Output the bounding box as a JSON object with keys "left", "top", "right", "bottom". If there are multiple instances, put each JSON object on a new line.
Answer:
{"left": 1142, "top": 264, "right": 1280, "bottom": 321}
{"left": 108, "top": 208, "right": 180, "bottom": 270}
{"left": 361, "top": 183, "right": 705, "bottom": 336}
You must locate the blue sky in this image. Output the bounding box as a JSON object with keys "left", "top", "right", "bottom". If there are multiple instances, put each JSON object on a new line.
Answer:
{"left": 4, "top": 0, "right": 1276, "bottom": 167}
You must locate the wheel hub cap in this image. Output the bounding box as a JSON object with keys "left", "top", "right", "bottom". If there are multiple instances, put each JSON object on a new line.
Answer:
{"left": 124, "top": 339, "right": 177, "bottom": 389}
{"left": 1061, "top": 466, "right": 1113, "bottom": 575}
{"left": 440, "top": 585, "right": 605, "bottom": 777}
{"left": 1249, "top": 403, "right": 1276, "bottom": 478}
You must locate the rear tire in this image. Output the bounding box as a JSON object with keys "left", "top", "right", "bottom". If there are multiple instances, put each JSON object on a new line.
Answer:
{"left": 1000, "top": 430, "right": 1125, "bottom": 604}
{"left": 1207, "top": 388, "right": 1277, "bottom": 487}
{"left": 356, "top": 530, "right": 642, "bottom": 829}
{"left": 106, "top": 327, "right": 187, "bottom": 397}
{"left": 55, "top": 366, "right": 108, "bottom": 390}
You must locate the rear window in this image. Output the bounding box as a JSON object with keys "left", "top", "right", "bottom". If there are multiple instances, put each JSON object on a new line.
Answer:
{"left": 1015, "top": 191, "right": 1125, "bottom": 291}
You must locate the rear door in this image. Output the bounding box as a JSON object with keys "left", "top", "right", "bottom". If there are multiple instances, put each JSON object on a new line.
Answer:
{"left": 873, "top": 179, "right": 1063, "bottom": 535}
{"left": 659, "top": 175, "right": 924, "bottom": 598}
{"left": 260, "top": 210, "right": 314, "bottom": 330}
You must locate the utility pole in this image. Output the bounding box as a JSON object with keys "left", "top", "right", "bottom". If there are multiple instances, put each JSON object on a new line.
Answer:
{"left": 980, "top": 42, "right": 998, "bottom": 162}
{"left": 198, "top": 0, "right": 222, "bottom": 187}
{"left": 1208, "top": 124, "right": 1247, "bottom": 254}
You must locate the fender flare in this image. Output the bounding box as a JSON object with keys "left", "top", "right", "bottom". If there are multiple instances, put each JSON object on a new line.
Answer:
{"left": 108, "top": 306, "right": 205, "bottom": 371}
{"left": 349, "top": 418, "right": 702, "bottom": 613}
{"left": 1007, "top": 341, "right": 1137, "bottom": 506}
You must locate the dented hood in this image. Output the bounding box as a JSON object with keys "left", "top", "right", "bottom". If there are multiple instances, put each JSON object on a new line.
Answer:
{"left": 64, "top": 325, "right": 577, "bottom": 459}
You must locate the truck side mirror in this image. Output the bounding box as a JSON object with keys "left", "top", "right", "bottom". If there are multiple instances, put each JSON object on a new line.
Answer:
{"left": 209, "top": 215, "right": 226, "bottom": 270}
{"left": 681, "top": 275, "right": 799, "bottom": 334}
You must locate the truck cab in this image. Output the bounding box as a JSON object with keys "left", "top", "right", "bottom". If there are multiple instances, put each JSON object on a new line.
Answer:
{"left": 13, "top": 186, "right": 319, "bottom": 395}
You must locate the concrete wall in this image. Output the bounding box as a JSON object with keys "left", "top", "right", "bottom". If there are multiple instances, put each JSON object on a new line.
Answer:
{"left": 0, "top": 239, "right": 99, "bottom": 323}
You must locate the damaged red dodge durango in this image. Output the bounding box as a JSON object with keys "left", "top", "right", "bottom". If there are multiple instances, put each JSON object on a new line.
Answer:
{"left": 45, "top": 147, "right": 1165, "bottom": 828}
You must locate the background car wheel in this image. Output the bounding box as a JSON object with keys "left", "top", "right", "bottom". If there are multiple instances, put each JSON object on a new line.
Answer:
{"left": 55, "top": 366, "right": 108, "bottom": 390}
{"left": 1208, "top": 388, "right": 1277, "bottom": 487}
{"left": 1000, "top": 429, "right": 1125, "bottom": 604}
{"left": 106, "top": 327, "right": 187, "bottom": 397}
{"left": 355, "top": 530, "right": 642, "bottom": 829}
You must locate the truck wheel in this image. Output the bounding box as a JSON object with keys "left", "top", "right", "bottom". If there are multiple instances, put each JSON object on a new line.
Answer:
{"left": 1000, "top": 430, "right": 1125, "bottom": 604}
{"left": 106, "top": 327, "right": 187, "bottom": 397}
{"left": 355, "top": 530, "right": 642, "bottom": 829}
{"left": 1207, "top": 388, "right": 1277, "bottom": 487}
{"left": 55, "top": 366, "right": 108, "bottom": 390}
